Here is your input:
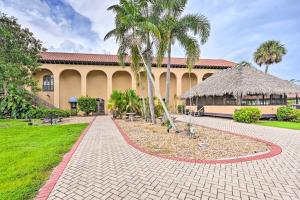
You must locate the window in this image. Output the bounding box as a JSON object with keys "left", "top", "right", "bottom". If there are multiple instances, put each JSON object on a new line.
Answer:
{"left": 43, "top": 75, "right": 54, "bottom": 91}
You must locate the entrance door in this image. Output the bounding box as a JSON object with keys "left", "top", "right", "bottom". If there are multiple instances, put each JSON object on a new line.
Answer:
{"left": 96, "top": 98, "right": 105, "bottom": 115}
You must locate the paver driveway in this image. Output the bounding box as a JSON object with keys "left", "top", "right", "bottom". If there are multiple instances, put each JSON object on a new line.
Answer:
{"left": 47, "top": 116, "right": 300, "bottom": 200}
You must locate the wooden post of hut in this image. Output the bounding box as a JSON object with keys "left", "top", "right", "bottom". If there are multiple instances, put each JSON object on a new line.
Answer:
{"left": 262, "top": 94, "right": 265, "bottom": 105}
{"left": 296, "top": 94, "right": 299, "bottom": 104}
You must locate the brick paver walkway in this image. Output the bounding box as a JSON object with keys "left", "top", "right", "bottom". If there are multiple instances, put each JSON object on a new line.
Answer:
{"left": 48, "top": 116, "right": 300, "bottom": 200}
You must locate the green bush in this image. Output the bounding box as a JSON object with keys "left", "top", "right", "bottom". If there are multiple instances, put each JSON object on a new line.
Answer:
{"left": 27, "top": 107, "right": 70, "bottom": 119}
{"left": 78, "top": 97, "right": 97, "bottom": 115}
{"left": 276, "top": 106, "right": 297, "bottom": 121}
{"left": 233, "top": 107, "right": 261, "bottom": 123}
{"left": 0, "top": 87, "right": 32, "bottom": 119}
{"left": 177, "top": 104, "right": 185, "bottom": 114}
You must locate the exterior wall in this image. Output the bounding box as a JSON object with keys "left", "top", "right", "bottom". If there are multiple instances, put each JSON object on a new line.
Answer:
{"left": 204, "top": 105, "right": 282, "bottom": 115}
{"left": 35, "top": 69, "right": 54, "bottom": 105}
{"left": 159, "top": 72, "right": 177, "bottom": 110}
{"left": 112, "top": 71, "right": 132, "bottom": 92}
{"left": 86, "top": 70, "right": 107, "bottom": 100}
{"left": 33, "top": 63, "right": 220, "bottom": 113}
{"left": 59, "top": 70, "right": 81, "bottom": 110}
{"left": 181, "top": 73, "right": 197, "bottom": 94}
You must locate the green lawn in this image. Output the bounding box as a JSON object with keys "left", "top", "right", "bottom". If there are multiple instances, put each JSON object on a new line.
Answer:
{"left": 0, "top": 119, "right": 88, "bottom": 200}
{"left": 256, "top": 121, "right": 300, "bottom": 130}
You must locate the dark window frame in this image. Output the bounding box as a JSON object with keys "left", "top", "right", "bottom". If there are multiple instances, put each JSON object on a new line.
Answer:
{"left": 43, "top": 75, "right": 54, "bottom": 91}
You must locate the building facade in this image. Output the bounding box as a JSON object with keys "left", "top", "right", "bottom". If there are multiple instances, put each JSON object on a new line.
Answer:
{"left": 34, "top": 52, "right": 236, "bottom": 113}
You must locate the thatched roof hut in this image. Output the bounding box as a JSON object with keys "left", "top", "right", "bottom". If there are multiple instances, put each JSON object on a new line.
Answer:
{"left": 182, "top": 63, "right": 300, "bottom": 99}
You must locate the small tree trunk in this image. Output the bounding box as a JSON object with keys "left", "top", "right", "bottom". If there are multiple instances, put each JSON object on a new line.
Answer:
{"left": 3, "top": 82, "right": 8, "bottom": 96}
{"left": 138, "top": 73, "right": 147, "bottom": 119}
{"left": 265, "top": 65, "right": 269, "bottom": 73}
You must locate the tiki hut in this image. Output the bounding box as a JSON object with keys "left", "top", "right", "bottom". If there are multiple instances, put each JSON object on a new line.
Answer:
{"left": 182, "top": 63, "right": 300, "bottom": 117}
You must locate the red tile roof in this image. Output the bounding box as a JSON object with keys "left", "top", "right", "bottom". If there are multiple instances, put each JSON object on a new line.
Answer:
{"left": 40, "top": 52, "right": 237, "bottom": 68}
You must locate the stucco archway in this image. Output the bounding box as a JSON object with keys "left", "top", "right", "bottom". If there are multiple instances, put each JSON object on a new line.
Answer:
{"left": 202, "top": 73, "right": 213, "bottom": 81}
{"left": 159, "top": 72, "right": 177, "bottom": 105}
{"left": 136, "top": 71, "right": 155, "bottom": 97}
{"left": 181, "top": 73, "right": 198, "bottom": 94}
{"left": 59, "top": 70, "right": 81, "bottom": 110}
{"left": 86, "top": 70, "right": 107, "bottom": 100}
{"left": 112, "top": 71, "right": 132, "bottom": 92}
{"left": 34, "top": 68, "right": 54, "bottom": 105}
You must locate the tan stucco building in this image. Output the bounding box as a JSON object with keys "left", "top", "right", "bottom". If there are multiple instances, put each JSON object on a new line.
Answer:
{"left": 34, "top": 52, "right": 236, "bottom": 113}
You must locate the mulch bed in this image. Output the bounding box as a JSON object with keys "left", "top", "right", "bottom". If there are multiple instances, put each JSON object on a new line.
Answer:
{"left": 116, "top": 119, "right": 271, "bottom": 160}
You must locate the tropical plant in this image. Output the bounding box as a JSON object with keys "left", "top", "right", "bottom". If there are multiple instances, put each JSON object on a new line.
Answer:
{"left": 104, "top": 0, "right": 176, "bottom": 129}
{"left": 0, "top": 12, "right": 44, "bottom": 95}
{"left": 108, "top": 90, "right": 126, "bottom": 118}
{"left": 77, "top": 97, "right": 97, "bottom": 116}
{"left": 254, "top": 40, "right": 287, "bottom": 73}
{"left": 155, "top": 0, "right": 210, "bottom": 108}
{"left": 123, "top": 89, "right": 141, "bottom": 113}
{"left": 233, "top": 107, "right": 261, "bottom": 123}
{"left": 0, "top": 86, "right": 32, "bottom": 119}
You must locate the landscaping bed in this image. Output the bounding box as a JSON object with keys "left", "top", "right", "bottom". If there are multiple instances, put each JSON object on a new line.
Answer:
{"left": 116, "top": 119, "right": 271, "bottom": 160}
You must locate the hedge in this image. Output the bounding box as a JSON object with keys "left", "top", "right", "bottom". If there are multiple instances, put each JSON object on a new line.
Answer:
{"left": 233, "top": 107, "right": 261, "bottom": 123}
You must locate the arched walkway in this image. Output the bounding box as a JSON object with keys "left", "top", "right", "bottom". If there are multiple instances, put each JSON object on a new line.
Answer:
{"left": 112, "top": 71, "right": 132, "bottom": 92}
{"left": 86, "top": 70, "right": 107, "bottom": 100}
{"left": 181, "top": 73, "right": 198, "bottom": 94}
{"left": 159, "top": 72, "right": 177, "bottom": 105}
{"left": 202, "top": 73, "right": 213, "bottom": 81}
{"left": 59, "top": 70, "right": 81, "bottom": 110}
{"left": 136, "top": 71, "right": 154, "bottom": 97}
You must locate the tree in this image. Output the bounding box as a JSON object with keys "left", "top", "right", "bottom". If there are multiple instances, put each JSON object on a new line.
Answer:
{"left": 155, "top": 0, "right": 210, "bottom": 108}
{"left": 254, "top": 40, "right": 287, "bottom": 73}
{"left": 0, "top": 12, "right": 44, "bottom": 95}
{"left": 104, "top": 0, "right": 177, "bottom": 129}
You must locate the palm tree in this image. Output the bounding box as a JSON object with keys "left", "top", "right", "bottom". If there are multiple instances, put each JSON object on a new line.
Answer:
{"left": 155, "top": 0, "right": 210, "bottom": 108}
{"left": 254, "top": 40, "right": 287, "bottom": 73}
{"left": 104, "top": 0, "right": 177, "bottom": 129}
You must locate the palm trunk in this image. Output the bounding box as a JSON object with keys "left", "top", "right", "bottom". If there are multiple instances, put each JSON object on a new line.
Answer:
{"left": 146, "top": 56, "right": 156, "bottom": 124}
{"left": 137, "top": 46, "right": 177, "bottom": 129}
{"left": 138, "top": 73, "right": 147, "bottom": 119}
{"left": 265, "top": 65, "right": 269, "bottom": 73}
{"left": 165, "top": 42, "right": 172, "bottom": 107}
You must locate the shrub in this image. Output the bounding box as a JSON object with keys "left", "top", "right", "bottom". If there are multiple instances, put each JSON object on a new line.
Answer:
{"left": 295, "top": 110, "right": 300, "bottom": 122}
{"left": 276, "top": 106, "right": 297, "bottom": 121}
{"left": 233, "top": 107, "right": 261, "bottom": 123}
{"left": 78, "top": 97, "right": 97, "bottom": 115}
{"left": 177, "top": 105, "right": 185, "bottom": 114}
{"left": 108, "top": 90, "right": 126, "bottom": 118}
{"left": 0, "top": 87, "right": 32, "bottom": 119}
{"left": 27, "top": 107, "right": 70, "bottom": 119}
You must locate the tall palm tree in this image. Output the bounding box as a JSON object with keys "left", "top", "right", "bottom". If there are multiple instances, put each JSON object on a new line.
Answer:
{"left": 104, "top": 0, "right": 177, "bottom": 129}
{"left": 254, "top": 40, "right": 287, "bottom": 73}
{"left": 155, "top": 0, "right": 210, "bottom": 108}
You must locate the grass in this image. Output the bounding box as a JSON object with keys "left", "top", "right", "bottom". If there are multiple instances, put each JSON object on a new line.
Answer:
{"left": 0, "top": 119, "right": 88, "bottom": 200}
{"left": 256, "top": 121, "right": 300, "bottom": 130}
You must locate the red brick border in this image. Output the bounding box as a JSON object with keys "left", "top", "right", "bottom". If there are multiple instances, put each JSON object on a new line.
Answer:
{"left": 35, "top": 117, "right": 96, "bottom": 200}
{"left": 113, "top": 119, "right": 282, "bottom": 164}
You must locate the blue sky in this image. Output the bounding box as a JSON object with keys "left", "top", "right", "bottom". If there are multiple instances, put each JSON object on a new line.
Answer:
{"left": 0, "top": 0, "right": 299, "bottom": 81}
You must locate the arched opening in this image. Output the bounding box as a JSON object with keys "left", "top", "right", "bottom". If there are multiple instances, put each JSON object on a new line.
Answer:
{"left": 34, "top": 69, "right": 54, "bottom": 105}
{"left": 181, "top": 73, "right": 198, "bottom": 94}
{"left": 136, "top": 71, "right": 154, "bottom": 97}
{"left": 202, "top": 73, "right": 213, "bottom": 81}
{"left": 159, "top": 72, "right": 177, "bottom": 106}
{"left": 59, "top": 70, "right": 81, "bottom": 110}
{"left": 112, "top": 71, "right": 132, "bottom": 92}
{"left": 87, "top": 70, "right": 107, "bottom": 114}
{"left": 87, "top": 70, "right": 107, "bottom": 100}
